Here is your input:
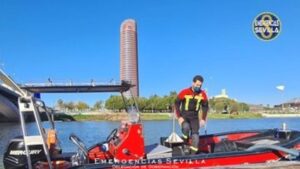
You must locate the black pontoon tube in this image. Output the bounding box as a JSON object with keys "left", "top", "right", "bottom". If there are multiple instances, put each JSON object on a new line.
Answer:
{"left": 246, "top": 144, "right": 300, "bottom": 158}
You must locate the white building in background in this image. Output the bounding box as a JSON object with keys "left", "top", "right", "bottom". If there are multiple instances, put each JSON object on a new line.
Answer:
{"left": 214, "top": 89, "right": 229, "bottom": 99}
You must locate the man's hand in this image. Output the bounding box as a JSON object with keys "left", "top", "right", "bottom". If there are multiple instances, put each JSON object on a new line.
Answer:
{"left": 199, "top": 119, "right": 206, "bottom": 128}
{"left": 178, "top": 117, "right": 184, "bottom": 126}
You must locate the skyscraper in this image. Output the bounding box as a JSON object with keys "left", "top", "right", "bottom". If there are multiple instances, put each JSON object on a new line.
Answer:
{"left": 120, "top": 19, "right": 139, "bottom": 97}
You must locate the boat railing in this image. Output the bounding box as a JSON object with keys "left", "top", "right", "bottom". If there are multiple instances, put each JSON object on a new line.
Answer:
{"left": 18, "top": 96, "right": 54, "bottom": 169}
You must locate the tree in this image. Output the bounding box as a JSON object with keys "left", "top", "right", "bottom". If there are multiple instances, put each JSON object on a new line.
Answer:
{"left": 239, "top": 103, "right": 249, "bottom": 112}
{"left": 168, "top": 91, "right": 177, "bottom": 104}
{"left": 137, "top": 97, "right": 147, "bottom": 111}
{"left": 209, "top": 97, "right": 249, "bottom": 114}
{"left": 146, "top": 95, "right": 161, "bottom": 112}
{"left": 76, "top": 101, "right": 89, "bottom": 111}
{"left": 65, "top": 101, "right": 75, "bottom": 111}
{"left": 56, "top": 99, "right": 64, "bottom": 110}
{"left": 105, "top": 95, "right": 125, "bottom": 112}
{"left": 230, "top": 102, "right": 239, "bottom": 115}
{"left": 164, "top": 91, "right": 177, "bottom": 112}
{"left": 214, "top": 101, "right": 225, "bottom": 113}
{"left": 93, "top": 100, "right": 103, "bottom": 111}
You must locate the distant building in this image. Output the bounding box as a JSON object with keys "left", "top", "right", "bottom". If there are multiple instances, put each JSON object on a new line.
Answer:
{"left": 120, "top": 19, "right": 139, "bottom": 97}
{"left": 275, "top": 98, "right": 300, "bottom": 110}
{"left": 213, "top": 89, "right": 229, "bottom": 99}
{"left": 248, "top": 104, "right": 265, "bottom": 112}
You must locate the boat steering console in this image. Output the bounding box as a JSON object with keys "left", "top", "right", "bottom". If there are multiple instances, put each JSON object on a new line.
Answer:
{"left": 106, "top": 128, "right": 118, "bottom": 142}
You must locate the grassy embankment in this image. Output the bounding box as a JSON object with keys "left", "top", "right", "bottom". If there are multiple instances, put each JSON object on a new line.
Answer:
{"left": 71, "top": 112, "right": 262, "bottom": 121}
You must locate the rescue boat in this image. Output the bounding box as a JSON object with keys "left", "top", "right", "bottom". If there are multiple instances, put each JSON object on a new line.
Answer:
{"left": 2, "top": 79, "right": 300, "bottom": 169}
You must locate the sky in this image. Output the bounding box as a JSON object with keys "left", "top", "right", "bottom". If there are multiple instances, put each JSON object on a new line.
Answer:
{"left": 0, "top": 0, "right": 299, "bottom": 106}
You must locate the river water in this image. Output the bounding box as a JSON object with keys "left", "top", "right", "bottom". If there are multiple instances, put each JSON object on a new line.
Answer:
{"left": 1, "top": 118, "right": 300, "bottom": 168}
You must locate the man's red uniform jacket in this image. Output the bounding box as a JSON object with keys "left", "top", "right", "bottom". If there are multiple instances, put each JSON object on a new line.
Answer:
{"left": 175, "top": 87, "right": 209, "bottom": 118}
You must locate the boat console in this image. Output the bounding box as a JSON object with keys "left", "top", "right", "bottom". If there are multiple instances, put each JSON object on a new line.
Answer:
{"left": 88, "top": 121, "right": 146, "bottom": 162}
{"left": 108, "top": 122, "right": 145, "bottom": 160}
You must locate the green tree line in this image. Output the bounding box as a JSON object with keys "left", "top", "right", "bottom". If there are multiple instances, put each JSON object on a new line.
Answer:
{"left": 56, "top": 99, "right": 103, "bottom": 111}
{"left": 105, "top": 91, "right": 177, "bottom": 112}
{"left": 56, "top": 92, "right": 249, "bottom": 113}
{"left": 209, "top": 97, "right": 249, "bottom": 114}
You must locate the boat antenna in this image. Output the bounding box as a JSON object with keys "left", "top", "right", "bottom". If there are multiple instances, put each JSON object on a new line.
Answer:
{"left": 165, "top": 106, "right": 183, "bottom": 144}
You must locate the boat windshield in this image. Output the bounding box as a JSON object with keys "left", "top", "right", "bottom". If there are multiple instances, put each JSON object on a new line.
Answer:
{"left": 121, "top": 89, "right": 140, "bottom": 123}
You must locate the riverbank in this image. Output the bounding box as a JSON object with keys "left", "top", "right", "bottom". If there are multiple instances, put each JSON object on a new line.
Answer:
{"left": 261, "top": 113, "right": 300, "bottom": 118}
{"left": 69, "top": 112, "right": 263, "bottom": 121}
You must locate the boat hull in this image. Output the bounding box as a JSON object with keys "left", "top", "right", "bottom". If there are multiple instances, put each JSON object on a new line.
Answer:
{"left": 73, "top": 129, "right": 300, "bottom": 169}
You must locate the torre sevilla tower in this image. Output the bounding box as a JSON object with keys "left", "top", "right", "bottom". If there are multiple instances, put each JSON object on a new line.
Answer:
{"left": 120, "top": 19, "right": 139, "bottom": 97}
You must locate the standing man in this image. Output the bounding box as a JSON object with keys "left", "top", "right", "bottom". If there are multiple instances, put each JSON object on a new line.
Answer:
{"left": 174, "top": 75, "right": 209, "bottom": 154}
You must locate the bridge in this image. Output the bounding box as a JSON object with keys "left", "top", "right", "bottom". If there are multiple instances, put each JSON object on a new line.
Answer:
{"left": 20, "top": 82, "right": 131, "bottom": 93}
{"left": 0, "top": 69, "right": 133, "bottom": 122}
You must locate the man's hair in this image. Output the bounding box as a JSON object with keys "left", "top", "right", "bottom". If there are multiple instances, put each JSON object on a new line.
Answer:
{"left": 193, "top": 75, "right": 204, "bottom": 83}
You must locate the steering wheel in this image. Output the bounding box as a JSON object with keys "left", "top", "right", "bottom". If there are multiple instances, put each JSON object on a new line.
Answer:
{"left": 106, "top": 128, "right": 118, "bottom": 142}
{"left": 69, "top": 133, "right": 88, "bottom": 157}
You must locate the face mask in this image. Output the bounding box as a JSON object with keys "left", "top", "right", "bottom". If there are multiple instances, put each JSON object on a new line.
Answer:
{"left": 193, "top": 86, "right": 201, "bottom": 93}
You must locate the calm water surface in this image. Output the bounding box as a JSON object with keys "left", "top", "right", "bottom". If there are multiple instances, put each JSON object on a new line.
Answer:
{"left": 1, "top": 118, "right": 300, "bottom": 168}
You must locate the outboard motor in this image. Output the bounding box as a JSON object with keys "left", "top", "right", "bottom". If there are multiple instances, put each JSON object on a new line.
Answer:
{"left": 3, "top": 136, "right": 46, "bottom": 169}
